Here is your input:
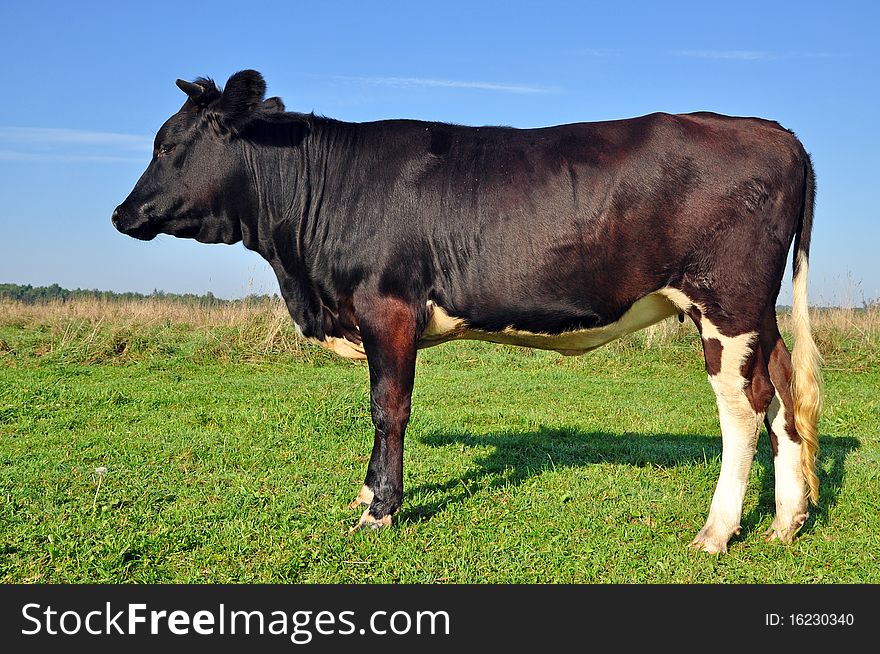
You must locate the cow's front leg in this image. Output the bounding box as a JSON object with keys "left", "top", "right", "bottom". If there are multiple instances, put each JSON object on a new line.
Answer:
{"left": 349, "top": 296, "right": 418, "bottom": 533}
{"left": 349, "top": 483, "right": 374, "bottom": 509}
{"left": 347, "top": 432, "right": 380, "bottom": 509}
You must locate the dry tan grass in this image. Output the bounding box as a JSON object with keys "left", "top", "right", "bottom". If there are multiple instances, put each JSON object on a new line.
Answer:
{"left": 1, "top": 297, "right": 877, "bottom": 365}
{"left": 0, "top": 296, "right": 289, "bottom": 328}
{"left": 806, "top": 306, "right": 880, "bottom": 370}
{"left": 643, "top": 305, "right": 880, "bottom": 341}
{"left": 0, "top": 297, "right": 306, "bottom": 363}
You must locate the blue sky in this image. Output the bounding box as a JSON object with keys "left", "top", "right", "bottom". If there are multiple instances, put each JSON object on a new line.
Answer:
{"left": 1, "top": 0, "right": 877, "bottom": 305}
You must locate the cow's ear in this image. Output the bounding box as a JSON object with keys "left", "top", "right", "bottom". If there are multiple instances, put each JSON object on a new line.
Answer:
{"left": 261, "top": 96, "right": 285, "bottom": 112}
{"left": 215, "top": 70, "right": 266, "bottom": 126}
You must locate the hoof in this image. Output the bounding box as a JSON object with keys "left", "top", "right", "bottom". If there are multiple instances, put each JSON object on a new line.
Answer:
{"left": 690, "top": 524, "right": 740, "bottom": 554}
{"left": 349, "top": 509, "right": 392, "bottom": 534}
{"left": 764, "top": 512, "right": 808, "bottom": 543}
{"left": 348, "top": 485, "right": 374, "bottom": 510}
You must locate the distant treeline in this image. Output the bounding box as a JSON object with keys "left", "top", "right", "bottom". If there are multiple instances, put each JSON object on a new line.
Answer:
{"left": 2, "top": 282, "right": 874, "bottom": 310}
{"left": 0, "top": 283, "right": 276, "bottom": 305}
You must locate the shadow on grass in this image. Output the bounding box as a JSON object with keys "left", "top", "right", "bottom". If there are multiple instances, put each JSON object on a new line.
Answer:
{"left": 742, "top": 433, "right": 859, "bottom": 540}
{"left": 404, "top": 428, "right": 858, "bottom": 539}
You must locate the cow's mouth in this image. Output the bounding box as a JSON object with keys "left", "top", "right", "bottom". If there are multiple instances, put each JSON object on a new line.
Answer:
{"left": 117, "top": 221, "right": 159, "bottom": 241}
{"left": 130, "top": 229, "right": 159, "bottom": 241}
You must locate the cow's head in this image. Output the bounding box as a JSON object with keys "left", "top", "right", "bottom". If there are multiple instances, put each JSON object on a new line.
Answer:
{"left": 113, "top": 70, "right": 282, "bottom": 244}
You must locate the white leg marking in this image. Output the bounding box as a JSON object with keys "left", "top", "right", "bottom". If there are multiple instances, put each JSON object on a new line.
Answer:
{"left": 692, "top": 320, "right": 762, "bottom": 553}
{"left": 349, "top": 509, "right": 392, "bottom": 533}
{"left": 765, "top": 395, "right": 809, "bottom": 542}
{"left": 656, "top": 288, "right": 766, "bottom": 552}
{"left": 349, "top": 484, "right": 374, "bottom": 509}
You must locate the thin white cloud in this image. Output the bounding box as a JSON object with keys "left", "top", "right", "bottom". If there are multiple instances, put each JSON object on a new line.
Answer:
{"left": 673, "top": 50, "right": 849, "bottom": 61}
{"left": 574, "top": 48, "right": 621, "bottom": 58}
{"left": 673, "top": 50, "right": 776, "bottom": 60}
{"left": 0, "top": 127, "right": 152, "bottom": 165}
{"left": 0, "top": 126, "right": 152, "bottom": 150}
{"left": 335, "top": 75, "right": 553, "bottom": 94}
{"left": 0, "top": 150, "right": 145, "bottom": 163}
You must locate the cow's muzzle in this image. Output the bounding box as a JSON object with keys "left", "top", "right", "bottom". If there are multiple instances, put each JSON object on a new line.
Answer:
{"left": 112, "top": 205, "right": 158, "bottom": 241}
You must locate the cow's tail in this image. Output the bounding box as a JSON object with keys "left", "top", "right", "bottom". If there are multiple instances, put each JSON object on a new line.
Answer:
{"left": 790, "top": 152, "right": 823, "bottom": 505}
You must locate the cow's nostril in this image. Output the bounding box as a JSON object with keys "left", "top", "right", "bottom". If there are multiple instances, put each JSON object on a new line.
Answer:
{"left": 111, "top": 208, "right": 120, "bottom": 227}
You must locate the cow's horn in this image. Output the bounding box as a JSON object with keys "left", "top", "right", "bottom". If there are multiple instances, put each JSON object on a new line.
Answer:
{"left": 176, "top": 79, "right": 204, "bottom": 101}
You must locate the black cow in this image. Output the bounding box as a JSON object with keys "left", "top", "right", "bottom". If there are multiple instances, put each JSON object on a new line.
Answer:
{"left": 114, "top": 70, "right": 822, "bottom": 553}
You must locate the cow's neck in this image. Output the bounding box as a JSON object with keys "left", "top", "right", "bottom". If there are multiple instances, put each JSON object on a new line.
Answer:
{"left": 242, "top": 116, "right": 363, "bottom": 342}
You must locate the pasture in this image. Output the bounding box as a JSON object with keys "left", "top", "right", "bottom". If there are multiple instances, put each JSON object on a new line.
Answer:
{"left": 1, "top": 298, "right": 877, "bottom": 583}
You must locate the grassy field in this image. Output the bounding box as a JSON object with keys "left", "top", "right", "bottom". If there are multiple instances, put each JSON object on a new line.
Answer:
{"left": 1, "top": 298, "right": 878, "bottom": 583}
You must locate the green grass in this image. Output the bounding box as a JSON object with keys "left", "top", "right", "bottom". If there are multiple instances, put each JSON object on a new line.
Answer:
{"left": 0, "top": 307, "right": 878, "bottom": 583}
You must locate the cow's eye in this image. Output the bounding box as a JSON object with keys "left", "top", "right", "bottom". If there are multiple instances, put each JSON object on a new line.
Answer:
{"left": 158, "top": 143, "right": 176, "bottom": 156}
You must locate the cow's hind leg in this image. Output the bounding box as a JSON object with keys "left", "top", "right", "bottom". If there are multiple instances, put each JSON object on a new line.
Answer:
{"left": 690, "top": 313, "right": 775, "bottom": 553}
{"left": 762, "top": 317, "right": 810, "bottom": 542}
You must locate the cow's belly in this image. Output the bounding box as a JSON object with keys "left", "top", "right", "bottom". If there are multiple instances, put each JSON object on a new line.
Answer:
{"left": 419, "top": 291, "right": 680, "bottom": 355}
{"left": 303, "top": 291, "right": 680, "bottom": 360}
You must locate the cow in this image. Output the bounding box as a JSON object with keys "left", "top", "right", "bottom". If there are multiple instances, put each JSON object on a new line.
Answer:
{"left": 113, "top": 70, "right": 822, "bottom": 553}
